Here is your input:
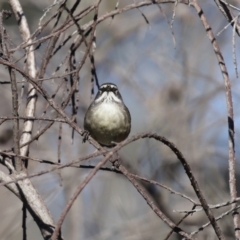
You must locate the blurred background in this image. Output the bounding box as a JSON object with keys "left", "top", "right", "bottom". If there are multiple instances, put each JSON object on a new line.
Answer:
{"left": 0, "top": 0, "right": 240, "bottom": 239}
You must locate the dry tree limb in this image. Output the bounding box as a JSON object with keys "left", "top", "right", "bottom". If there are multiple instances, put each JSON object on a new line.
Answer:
{"left": 6, "top": 1, "right": 58, "bottom": 239}
{"left": 0, "top": 167, "right": 57, "bottom": 238}
{"left": 9, "top": 0, "right": 189, "bottom": 53}
{"left": 1, "top": 1, "right": 238, "bottom": 239}
{"left": 66, "top": 164, "right": 199, "bottom": 205}
{"left": 0, "top": 149, "right": 109, "bottom": 187}
{"left": 232, "top": 16, "right": 239, "bottom": 78}
{"left": 191, "top": 205, "right": 240, "bottom": 236}
{"left": 0, "top": 49, "right": 225, "bottom": 237}
{"left": 191, "top": 0, "right": 239, "bottom": 239}
{"left": 51, "top": 151, "right": 115, "bottom": 240}
{"left": 9, "top": 0, "right": 37, "bottom": 159}
{"left": 112, "top": 133, "right": 224, "bottom": 239}
{"left": 214, "top": 0, "right": 240, "bottom": 36}
{"left": 0, "top": 129, "right": 226, "bottom": 239}
{"left": 116, "top": 164, "right": 195, "bottom": 240}
{"left": 0, "top": 11, "right": 21, "bottom": 171}
{"left": 164, "top": 207, "right": 196, "bottom": 240}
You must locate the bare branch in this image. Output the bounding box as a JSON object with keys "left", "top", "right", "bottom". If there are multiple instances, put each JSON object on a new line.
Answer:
{"left": 191, "top": 0, "right": 239, "bottom": 238}
{"left": 9, "top": 0, "right": 38, "bottom": 158}
{"left": 214, "top": 0, "right": 240, "bottom": 36}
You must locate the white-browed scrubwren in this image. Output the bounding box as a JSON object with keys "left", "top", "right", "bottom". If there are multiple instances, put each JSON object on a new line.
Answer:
{"left": 84, "top": 83, "right": 131, "bottom": 147}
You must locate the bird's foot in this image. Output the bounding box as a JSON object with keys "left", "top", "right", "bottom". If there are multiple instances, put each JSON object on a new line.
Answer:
{"left": 82, "top": 130, "right": 90, "bottom": 143}
{"left": 111, "top": 151, "right": 121, "bottom": 169}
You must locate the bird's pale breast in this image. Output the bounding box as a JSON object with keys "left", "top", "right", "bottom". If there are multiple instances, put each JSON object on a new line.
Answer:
{"left": 91, "top": 102, "right": 127, "bottom": 130}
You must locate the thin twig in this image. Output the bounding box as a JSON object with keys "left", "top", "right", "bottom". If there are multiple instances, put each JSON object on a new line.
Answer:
{"left": 191, "top": 205, "right": 240, "bottom": 236}
{"left": 214, "top": 0, "right": 240, "bottom": 36}
{"left": 232, "top": 17, "right": 238, "bottom": 78}
{"left": 51, "top": 150, "right": 115, "bottom": 240}
{"left": 191, "top": 0, "right": 239, "bottom": 238}
{"left": 116, "top": 163, "right": 195, "bottom": 240}
{"left": 9, "top": 0, "right": 38, "bottom": 159}
{"left": 164, "top": 205, "right": 196, "bottom": 240}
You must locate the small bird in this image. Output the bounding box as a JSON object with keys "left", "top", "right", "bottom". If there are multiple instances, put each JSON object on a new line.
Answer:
{"left": 84, "top": 83, "right": 131, "bottom": 147}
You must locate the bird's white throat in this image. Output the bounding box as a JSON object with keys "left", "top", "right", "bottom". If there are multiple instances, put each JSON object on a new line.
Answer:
{"left": 95, "top": 92, "right": 122, "bottom": 104}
